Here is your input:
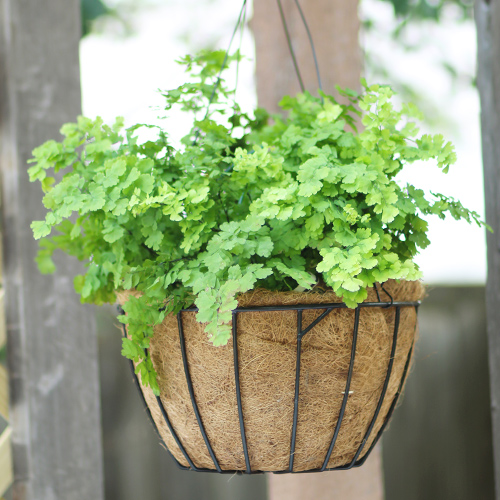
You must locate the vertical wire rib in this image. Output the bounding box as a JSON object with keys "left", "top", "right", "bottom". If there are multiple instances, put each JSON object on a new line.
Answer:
{"left": 232, "top": 312, "right": 251, "bottom": 473}
{"left": 321, "top": 307, "right": 360, "bottom": 471}
{"left": 178, "top": 312, "right": 222, "bottom": 472}
{"left": 277, "top": 0, "right": 305, "bottom": 92}
{"left": 357, "top": 305, "right": 418, "bottom": 466}
{"left": 118, "top": 316, "right": 191, "bottom": 470}
{"left": 289, "top": 310, "right": 303, "bottom": 472}
{"left": 292, "top": 0, "right": 323, "bottom": 97}
{"left": 154, "top": 393, "right": 197, "bottom": 471}
{"left": 346, "top": 306, "right": 401, "bottom": 469}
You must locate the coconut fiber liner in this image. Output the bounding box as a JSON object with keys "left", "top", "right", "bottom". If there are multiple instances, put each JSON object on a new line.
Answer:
{"left": 119, "top": 279, "right": 424, "bottom": 472}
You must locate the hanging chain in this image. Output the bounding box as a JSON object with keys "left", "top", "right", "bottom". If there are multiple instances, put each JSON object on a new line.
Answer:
{"left": 193, "top": 0, "right": 248, "bottom": 145}
{"left": 276, "top": 0, "right": 324, "bottom": 102}
{"left": 292, "top": 0, "right": 323, "bottom": 95}
{"left": 194, "top": 0, "right": 324, "bottom": 147}
{"left": 232, "top": 1, "right": 248, "bottom": 114}
{"left": 277, "top": 0, "right": 305, "bottom": 92}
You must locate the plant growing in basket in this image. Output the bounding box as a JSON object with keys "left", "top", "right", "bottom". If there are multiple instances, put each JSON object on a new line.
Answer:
{"left": 29, "top": 51, "right": 486, "bottom": 472}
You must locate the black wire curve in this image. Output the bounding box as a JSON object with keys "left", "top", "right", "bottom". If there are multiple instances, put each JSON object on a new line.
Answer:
{"left": 292, "top": 0, "right": 323, "bottom": 97}
{"left": 277, "top": 0, "right": 305, "bottom": 92}
{"left": 276, "top": 0, "right": 324, "bottom": 100}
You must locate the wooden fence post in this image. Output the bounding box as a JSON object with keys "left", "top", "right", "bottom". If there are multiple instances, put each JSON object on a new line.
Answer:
{"left": 475, "top": 1, "right": 500, "bottom": 498}
{"left": 0, "top": 1, "right": 105, "bottom": 499}
{"left": 252, "top": 1, "right": 384, "bottom": 498}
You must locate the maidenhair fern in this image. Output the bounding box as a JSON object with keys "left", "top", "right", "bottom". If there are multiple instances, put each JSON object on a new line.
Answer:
{"left": 29, "top": 51, "right": 486, "bottom": 394}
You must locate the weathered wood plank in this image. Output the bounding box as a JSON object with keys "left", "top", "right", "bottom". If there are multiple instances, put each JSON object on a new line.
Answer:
{"left": 252, "top": 1, "right": 384, "bottom": 498}
{"left": 475, "top": 1, "right": 500, "bottom": 498}
{"left": 0, "top": 1, "right": 104, "bottom": 499}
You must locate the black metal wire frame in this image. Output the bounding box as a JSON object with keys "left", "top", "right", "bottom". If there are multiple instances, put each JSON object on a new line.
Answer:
{"left": 121, "top": 299, "right": 419, "bottom": 474}
{"left": 276, "top": 0, "right": 323, "bottom": 99}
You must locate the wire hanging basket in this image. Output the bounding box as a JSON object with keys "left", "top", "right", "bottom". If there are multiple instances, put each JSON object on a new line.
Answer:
{"left": 119, "top": 282, "right": 421, "bottom": 474}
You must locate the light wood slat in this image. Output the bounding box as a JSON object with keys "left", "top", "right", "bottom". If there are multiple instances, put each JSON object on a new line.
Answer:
{"left": 0, "top": 424, "right": 12, "bottom": 498}
{"left": 0, "top": 366, "right": 8, "bottom": 421}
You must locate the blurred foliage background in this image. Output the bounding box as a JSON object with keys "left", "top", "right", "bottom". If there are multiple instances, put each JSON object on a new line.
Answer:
{"left": 80, "top": 0, "right": 475, "bottom": 37}
{"left": 80, "top": 0, "right": 475, "bottom": 35}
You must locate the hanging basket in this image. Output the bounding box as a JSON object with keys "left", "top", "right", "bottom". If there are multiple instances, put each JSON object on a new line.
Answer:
{"left": 119, "top": 279, "right": 423, "bottom": 474}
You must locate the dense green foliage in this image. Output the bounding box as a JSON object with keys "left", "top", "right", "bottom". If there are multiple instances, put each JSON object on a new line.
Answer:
{"left": 29, "top": 51, "right": 485, "bottom": 394}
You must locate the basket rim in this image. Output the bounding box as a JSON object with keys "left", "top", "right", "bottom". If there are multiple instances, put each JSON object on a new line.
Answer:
{"left": 180, "top": 299, "right": 421, "bottom": 313}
